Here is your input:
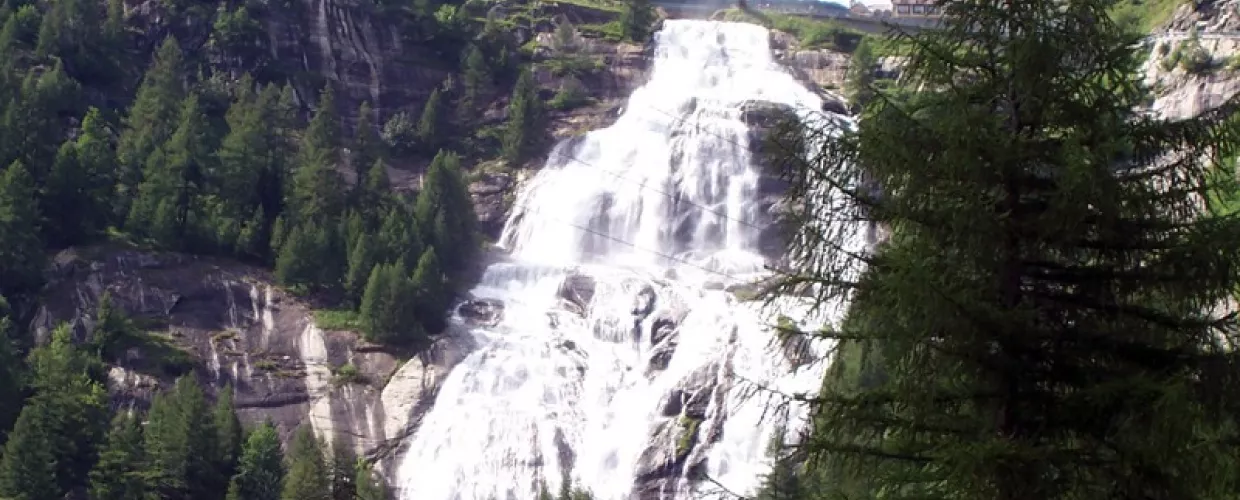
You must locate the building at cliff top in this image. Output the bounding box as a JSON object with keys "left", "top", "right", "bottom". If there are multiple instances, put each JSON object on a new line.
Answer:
{"left": 892, "top": 0, "right": 943, "bottom": 18}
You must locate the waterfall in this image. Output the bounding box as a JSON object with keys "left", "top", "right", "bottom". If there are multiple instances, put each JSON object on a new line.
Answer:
{"left": 396, "top": 19, "right": 859, "bottom": 500}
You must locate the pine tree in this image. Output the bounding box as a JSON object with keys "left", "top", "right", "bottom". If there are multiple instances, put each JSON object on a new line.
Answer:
{"left": 416, "top": 88, "right": 445, "bottom": 152}
{"left": 360, "top": 160, "right": 391, "bottom": 224}
{"left": 0, "top": 160, "right": 44, "bottom": 296}
{"left": 227, "top": 421, "right": 283, "bottom": 500}
{"left": 21, "top": 325, "right": 109, "bottom": 494}
{"left": 281, "top": 426, "right": 330, "bottom": 500}
{"left": 288, "top": 86, "right": 345, "bottom": 224}
{"left": 144, "top": 376, "right": 218, "bottom": 500}
{"left": 345, "top": 233, "right": 378, "bottom": 307}
{"left": 88, "top": 412, "right": 148, "bottom": 500}
{"left": 413, "top": 150, "right": 477, "bottom": 280}
{"left": 0, "top": 400, "right": 58, "bottom": 500}
{"left": 213, "top": 385, "right": 243, "bottom": 488}
{"left": 353, "top": 460, "right": 388, "bottom": 500}
{"left": 128, "top": 92, "right": 213, "bottom": 248}
{"left": 327, "top": 445, "right": 356, "bottom": 500}
{"left": 411, "top": 246, "right": 447, "bottom": 335}
{"left": 0, "top": 302, "right": 19, "bottom": 448}
{"left": 216, "top": 77, "right": 270, "bottom": 222}
{"left": 116, "top": 37, "right": 185, "bottom": 218}
{"left": 358, "top": 263, "right": 396, "bottom": 343}
{"left": 377, "top": 202, "right": 423, "bottom": 272}
{"left": 767, "top": 0, "right": 1240, "bottom": 498}
{"left": 501, "top": 69, "right": 541, "bottom": 165}
{"left": 618, "top": 0, "right": 653, "bottom": 43}
{"left": 274, "top": 223, "right": 325, "bottom": 290}
{"left": 73, "top": 108, "right": 118, "bottom": 236}
{"left": 352, "top": 101, "right": 382, "bottom": 191}
{"left": 844, "top": 36, "right": 876, "bottom": 110}
{"left": 458, "top": 45, "right": 489, "bottom": 122}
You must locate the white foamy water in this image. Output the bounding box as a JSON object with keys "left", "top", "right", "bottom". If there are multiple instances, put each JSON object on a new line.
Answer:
{"left": 396, "top": 19, "right": 860, "bottom": 500}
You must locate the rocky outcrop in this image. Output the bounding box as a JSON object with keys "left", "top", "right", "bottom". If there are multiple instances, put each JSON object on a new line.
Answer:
{"left": 1142, "top": 0, "right": 1240, "bottom": 120}
{"left": 769, "top": 29, "right": 851, "bottom": 114}
{"left": 33, "top": 245, "right": 472, "bottom": 476}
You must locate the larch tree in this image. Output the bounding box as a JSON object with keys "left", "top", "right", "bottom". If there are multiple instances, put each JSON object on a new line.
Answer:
{"left": 763, "top": 0, "right": 1240, "bottom": 498}
{"left": 227, "top": 421, "right": 284, "bottom": 500}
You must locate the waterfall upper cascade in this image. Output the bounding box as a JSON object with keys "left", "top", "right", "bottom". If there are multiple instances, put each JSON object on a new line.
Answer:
{"left": 395, "top": 19, "right": 857, "bottom": 500}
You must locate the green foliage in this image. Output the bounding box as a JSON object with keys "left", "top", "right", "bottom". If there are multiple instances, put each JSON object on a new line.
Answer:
{"left": 502, "top": 69, "right": 543, "bottom": 165}
{"left": 228, "top": 421, "right": 284, "bottom": 500}
{"left": 414, "top": 150, "right": 478, "bottom": 281}
{"left": 0, "top": 160, "right": 44, "bottom": 296}
{"left": 144, "top": 376, "right": 219, "bottom": 500}
{"left": 844, "top": 36, "right": 876, "bottom": 108}
{"left": 765, "top": 13, "right": 862, "bottom": 51}
{"left": 1110, "top": 0, "right": 1184, "bottom": 34}
{"left": 330, "top": 363, "right": 365, "bottom": 386}
{"left": 89, "top": 412, "right": 148, "bottom": 500}
{"left": 417, "top": 87, "right": 447, "bottom": 152}
{"left": 116, "top": 37, "right": 186, "bottom": 219}
{"left": 0, "top": 301, "right": 19, "bottom": 447}
{"left": 764, "top": 0, "right": 1240, "bottom": 498}
{"left": 617, "top": 0, "right": 654, "bottom": 42}
{"left": 381, "top": 111, "right": 418, "bottom": 156}
{"left": 281, "top": 426, "right": 330, "bottom": 500}
{"left": 358, "top": 262, "right": 426, "bottom": 346}
{"left": 354, "top": 459, "right": 388, "bottom": 500}
{"left": 213, "top": 385, "right": 243, "bottom": 487}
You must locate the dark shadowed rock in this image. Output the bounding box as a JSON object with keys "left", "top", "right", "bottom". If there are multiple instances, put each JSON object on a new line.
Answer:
{"left": 558, "top": 273, "right": 597, "bottom": 314}
{"left": 458, "top": 298, "right": 505, "bottom": 327}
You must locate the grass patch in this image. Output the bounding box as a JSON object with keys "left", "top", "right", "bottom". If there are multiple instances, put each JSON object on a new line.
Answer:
{"left": 211, "top": 330, "right": 238, "bottom": 343}
{"left": 767, "top": 12, "right": 864, "bottom": 52}
{"left": 331, "top": 363, "right": 367, "bottom": 387}
{"left": 578, "top": 20, "right": 624, "bottom": 41}
{"left": 546, "top": 0, "right": 622, "bottom": 14}
{"left": 676, "top": 415, "right": 702, "bottom": 456}
{"left": 1110, "top": 0, "right": 1185, "bottom": 34}
{"left": 253, "top": 359, "right": 278, "bottom": 371}
{"left": 103, "top": 329, "right": 197, "bottom": 377}
{"left": 539, "top": 55, "right": 605, "bottom": 77}
{"left": 314, "top": 309, "right": 364, "bottom": 332}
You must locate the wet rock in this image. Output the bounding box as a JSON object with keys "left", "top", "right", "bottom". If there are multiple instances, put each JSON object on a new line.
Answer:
{"left": 457, "top": 298, "right": 505, "bottom": 327}
{"left": 631, "top": 284, "right": 657, "bottom": 318}
{"left": 646, "top": 342, "right": 676, "bottom": 376}
{"left": 558, "top": 273, "right": 597, "bottom": 315}
{"left": 468, "top": 171, "right": 514, "bottom": 240}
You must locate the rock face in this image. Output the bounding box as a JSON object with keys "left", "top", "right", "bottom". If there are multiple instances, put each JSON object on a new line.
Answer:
{"left": 1142, "top": 0, "right": 1240, "bottom": 120}
{"left": 33, "top": 245, "right": 472, "bottom": 477}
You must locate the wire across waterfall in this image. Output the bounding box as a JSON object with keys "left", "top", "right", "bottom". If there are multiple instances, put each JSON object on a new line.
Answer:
{"left": 394, "top": 19, "right": 861, "bottom": 500}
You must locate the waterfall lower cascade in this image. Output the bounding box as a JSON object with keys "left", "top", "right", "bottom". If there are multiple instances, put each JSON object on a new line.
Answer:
{"left": 396, "top": 19, "right": 858, "bottom": 500}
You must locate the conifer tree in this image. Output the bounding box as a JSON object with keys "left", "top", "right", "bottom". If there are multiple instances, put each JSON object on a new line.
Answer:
{"left": 416, "top": 87, "right": 445, "bottom": 152}
{"left": 128, "top": 92, "right": 213, "bottom": 247}
{"left": 72, "top": 107, "right": 117, "bottom": 236}
{"left": 766, "top": 0, "right": 1240, "bottom": 498}
{"left": 289, "top": 86, "right": 345, "bottom": 224}
{"left": 360, "top": 160, "right": 391, "bottom": 224}
{"left": 274, "top": 223, "right": 325, "bottom": 290}
{"left": 0, "top": 401, "right": 58, "bottom": 500}
{"left": 217, "top": 76, "right": 269, "bottom": 221}
{"left": 413, "top": 150, "right": 477, "bottom": 280}
{"left": 20, "top": 325, "right": 109, "bottom": 494}
{"left": 144, "top": 376, "right": 219, "bottom": 500}
{"left": 227, "top": 421, "right": 283, "bottom": 500}
{"left": 0, "top": 301, "right": 19, "bottom": 447}
{"left": 501, "top": 69, "right": 541, "bottom": 165}
{"left": 213, "top": 385, "right": 243, "bottom": 487}
{"left": 377, "top": 201, "right": 423, "bottom": 271}
{"left": 0, "top": 160, "right": 44, "bottom": 296}
{"left": 116, "top": 37, "right": 185, "bottom": 218}
{"left": 618, "top": 0, "right": 654, "bottom": 43}
{"left": 354, "top": 460, "right": 388, "bottom": 500}
{"left": 327, "top": 445, "right": 356, "bottom": 500}
{"left": 411, "top": 246, "right": 448, "bottom": 334}
{"left": 88, "top": 412, "right": 148, "bottom": 500}
{"left": 345, "top": 233, "right": 378, "bottom": 307}
{"left": 352, "top": 102, "right": 382, "bottom": 189}
{"left": 281, "top": 426, "right": 330, "bottom": 500}
{"left": 358, "top": 263, "right": 396, "bottom": 343}
{"left": 843, "top": 36, "right": 876, "bottom": 109}
{"left": 458, "top": 45, "right": 489, "bottom": 121}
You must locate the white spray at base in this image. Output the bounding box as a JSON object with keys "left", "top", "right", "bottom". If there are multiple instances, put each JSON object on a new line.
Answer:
{"left": 396, "top": 19, "right": 863, "bottom": 500}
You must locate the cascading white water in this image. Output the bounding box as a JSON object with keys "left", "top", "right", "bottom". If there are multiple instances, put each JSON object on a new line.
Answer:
{"left": 396, "top": 19, "right": 860, "bottom": 500}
